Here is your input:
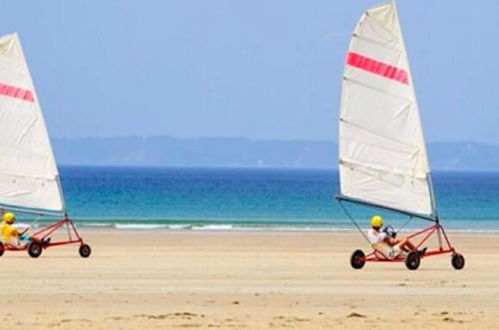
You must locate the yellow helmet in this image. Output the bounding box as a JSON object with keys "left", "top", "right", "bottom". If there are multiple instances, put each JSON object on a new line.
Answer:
{"left": 371, "top": 215, "right": 383, "bottom": 228}
{"left": 2, "top": 212, "right": 16, "bottom": 224}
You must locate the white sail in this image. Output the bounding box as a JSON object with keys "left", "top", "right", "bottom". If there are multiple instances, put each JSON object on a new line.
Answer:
{"left": 338, "top": 3, "right": 434, "bottom": 217}
{"left": 0, "top": 33, "right": 64, "bottom": 213}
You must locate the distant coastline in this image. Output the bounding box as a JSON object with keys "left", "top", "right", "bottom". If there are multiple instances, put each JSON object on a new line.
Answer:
{"left": 53, "top": 136, "right": 499, "bottom": 171}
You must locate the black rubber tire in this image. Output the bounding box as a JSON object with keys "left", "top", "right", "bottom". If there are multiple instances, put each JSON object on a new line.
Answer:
{"left": 79, "top": 244, "right": 91, "bottom": 258}
{"left": 28, "top": 241, "right": 43, "bottom": 258}
{"left": 451, "top": 253, "right": 465, "bottom": 270}
{"left": 350, "top": 249, "right": 366, "bottom": 269}
{"left": 405, "top": 251, "right": 420, "bottom": 270}
{"left": 0, "top": 241, "right": 4, "bottom": 257}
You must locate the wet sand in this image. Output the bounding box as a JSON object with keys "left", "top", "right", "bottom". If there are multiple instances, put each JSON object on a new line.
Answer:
{"left": 0, "top": 230, "right": 498, "bottom": 329}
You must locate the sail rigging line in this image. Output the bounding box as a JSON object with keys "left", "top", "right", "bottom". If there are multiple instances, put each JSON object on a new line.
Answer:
{"left": 21, "top": 214, "right": 44, "bottom": 233}
{"left": 396, "top": 215, "right": 414, "bottom": 234}
{"left": 340, "top": 197, "right": 416, "bottom": 242}
{"left": 338, "top": 199, "right": 371, "bottom": 245}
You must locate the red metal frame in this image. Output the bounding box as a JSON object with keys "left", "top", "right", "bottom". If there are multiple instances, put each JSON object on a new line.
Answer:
{"left": 2, "top": 216, "right": 85, "bottom": 252}
{"left": 363, "top": 223, "right": 455, "bottom": 262}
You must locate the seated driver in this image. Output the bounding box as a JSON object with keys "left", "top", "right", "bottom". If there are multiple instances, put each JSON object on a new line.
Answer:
{"left": 367, "top": 215, "right": 426, "bottom": 258}
{"left": 1, "top": 212, "right": 52, "bottom": 248}
{"left": 1, "top": 212, "right": 30, "bottom": 246}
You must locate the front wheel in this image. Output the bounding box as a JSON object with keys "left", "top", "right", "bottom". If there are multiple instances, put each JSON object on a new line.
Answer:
{"left": 79, "top": 244, "right": 91, "bottom": 258}
{"left": 350, "top": 249, "right": 365, "bottom": 269}
{"left": 451, "top": 253, "right": 465, "bottom": 270}
{"left": 405, "top": 251, "right": 420, "bottom": 270}
{"left": 28, "top": 242, "right": 43, "bottom": 258}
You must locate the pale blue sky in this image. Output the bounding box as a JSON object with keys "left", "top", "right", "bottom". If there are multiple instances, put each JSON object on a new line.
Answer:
{"left": 2, "top": 1, "right": 498, "bottom": 143}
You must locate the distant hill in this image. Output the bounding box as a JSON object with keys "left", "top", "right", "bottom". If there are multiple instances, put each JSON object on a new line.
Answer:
{"left": 52, "top": 136, "right": 499, "bottom": 171}
{"left": 427, "top": 142, "right": 499, "bottom": 171}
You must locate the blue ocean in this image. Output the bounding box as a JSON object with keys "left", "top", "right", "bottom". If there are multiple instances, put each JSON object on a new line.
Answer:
{"left": 43, "top": 166, "right": 499, "bottom": 231}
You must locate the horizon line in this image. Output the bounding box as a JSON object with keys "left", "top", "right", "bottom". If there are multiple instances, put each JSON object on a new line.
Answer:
{"left": 51, "top": 135, "right": 499, "bottom": 147}
{"left": 55, "top": 164, "right": 499, "bottom": 173}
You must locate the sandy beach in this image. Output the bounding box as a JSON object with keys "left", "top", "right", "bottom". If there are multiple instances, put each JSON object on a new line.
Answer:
{"left": 0, "top": 230, "right": 498, "bottom": 329}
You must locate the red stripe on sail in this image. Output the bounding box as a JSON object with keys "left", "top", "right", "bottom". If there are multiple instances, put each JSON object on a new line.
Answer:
{"left": 0, "top": 82, "right": 35, "bottom": 102}
{"left": 346, "top": 52, "right": 409, "bottom": 85}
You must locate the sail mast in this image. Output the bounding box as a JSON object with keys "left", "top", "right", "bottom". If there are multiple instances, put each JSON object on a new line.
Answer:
{"left": 16, "top": 34, "right": 66, "bottom": 214}
{"left": 392, "top": 1, "right": 437, "bottom": 220}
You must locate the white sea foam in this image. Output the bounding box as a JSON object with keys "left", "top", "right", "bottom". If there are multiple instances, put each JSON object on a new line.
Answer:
{"left": 114, "top": 223, "right": 170, "bottom": 230}
{"left": 81, "top": 222, "right": 114, "bottom": 228}
{"left": 192, "top": 224, "right": 234, "bottom": 231}
{"left": 167, "top": 224, "right": 193, "bottom": 230}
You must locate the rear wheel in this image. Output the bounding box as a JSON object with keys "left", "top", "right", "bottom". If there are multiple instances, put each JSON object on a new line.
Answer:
{"left": 451, "top": 253, "right": 465, "bottom": 270}
{"left": 0, "top": 242, "right": 4, "bottom": 257}
{"left": 405, "top": 251, "right": 420, "bottom": 270}
{"left": 79, "top": 244, "right": 91, "bottom": 258}
{"left": 350, "top": 249, "right": 365, "bottom": 269}
{"left": 28, "top": 242, "right": 43, "bottom": 258}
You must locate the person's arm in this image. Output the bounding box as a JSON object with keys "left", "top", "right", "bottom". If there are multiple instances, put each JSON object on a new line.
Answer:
{"left": 377, "top": 232, "right": 388, "bottom": 243}
{"left": 384, "top": 236, "right": 398, "bottom": 246}
{"left": 14, "top": 227, "right": 22, "bottom": 237}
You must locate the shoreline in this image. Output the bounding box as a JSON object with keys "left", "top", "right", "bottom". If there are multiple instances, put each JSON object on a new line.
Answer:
{"left": 82, "top": 228, "right": 499, "bottom": 235}
{"left": 18, "top": 222, "right": 499, "bottom": 234}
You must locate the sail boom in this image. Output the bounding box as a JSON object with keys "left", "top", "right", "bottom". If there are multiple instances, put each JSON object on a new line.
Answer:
{"left": 0, "top": 202, "right": 65, "bottom": 217}
{"left": 335, "top": 194, "right": 436, "bottom": 222}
